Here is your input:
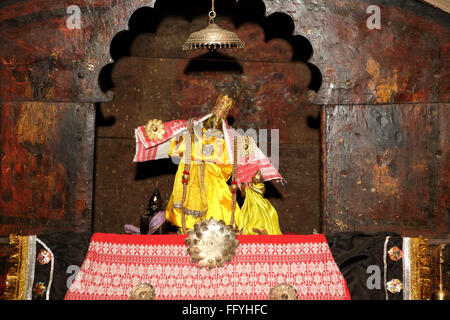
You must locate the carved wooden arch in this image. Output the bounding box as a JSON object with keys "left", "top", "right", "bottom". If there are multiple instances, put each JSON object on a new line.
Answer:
{"left": 78, "top": 0, "right": 325, "bottom": 104}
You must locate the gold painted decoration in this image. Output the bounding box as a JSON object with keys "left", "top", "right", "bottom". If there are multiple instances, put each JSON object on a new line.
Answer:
{"left": 129, "top": 283, "right": 156, "bottom": 300}
{"left": 409, "top": 237, "right": 432, "bottom": 300}
{"left": 237, "top": 135, "right": 257, "bottom": 159}
{"left": 268, "top": 283, "right": 298, "bottom": 300}
{"left": 144, "top": 119, "right": 165, "bottom": 141}
{"left": 185, "top": 217, "right": 239, "bottom": 269}
{"left": 4, "top": 235, "right": 32, "bottom": 300}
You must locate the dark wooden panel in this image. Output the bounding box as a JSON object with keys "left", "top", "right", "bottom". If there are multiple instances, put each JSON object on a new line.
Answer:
{"left": 0, "top": 102, "right": 95, "bottom": 236}
{"left": 0, "top": 0, "right": 448, "bottom": 104}
{"left": 267, "top": 0, "right": 450, "bottom": 105}
{"left": 276, "top": 144, "right": 321, "bottom": 234}
{"left": 0, "top": 0, "right": 152, "bottom": 102}
{"left": 323, "top": 103, "right": 449, "bottom": 237}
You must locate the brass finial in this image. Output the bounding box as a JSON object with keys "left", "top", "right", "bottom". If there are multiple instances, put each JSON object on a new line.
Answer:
{"left": 432, "top": 244, "right": 448, "bottom": 300}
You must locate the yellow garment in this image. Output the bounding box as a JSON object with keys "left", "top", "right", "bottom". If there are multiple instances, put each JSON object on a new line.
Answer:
{"left": 165, "top": 129, "right": 242, "bottom": 230}
{"left": 237, "top": 182, "right": 282, "bottom": 235}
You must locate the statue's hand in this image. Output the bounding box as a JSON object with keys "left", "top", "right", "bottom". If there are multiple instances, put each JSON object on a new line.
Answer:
{"left": 240, "top": 182, "right": 246, "bottom": 197}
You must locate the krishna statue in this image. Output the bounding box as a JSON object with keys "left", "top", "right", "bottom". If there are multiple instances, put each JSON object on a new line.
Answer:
{"left": 133, "top": 94, "right": 284, "bottom": 234}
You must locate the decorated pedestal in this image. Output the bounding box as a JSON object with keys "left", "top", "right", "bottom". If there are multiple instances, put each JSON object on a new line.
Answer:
{"left": 64, "top": 233, "right": 350, "bottom": 300}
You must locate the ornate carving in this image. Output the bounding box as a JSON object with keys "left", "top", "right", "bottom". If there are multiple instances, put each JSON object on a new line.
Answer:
{"left": 268, "top": 283, "right": 298, "bottom": 300}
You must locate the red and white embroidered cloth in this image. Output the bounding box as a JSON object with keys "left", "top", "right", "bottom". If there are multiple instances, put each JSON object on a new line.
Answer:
{"left": 64, "top": 233, "right": 350, "bottom": 300}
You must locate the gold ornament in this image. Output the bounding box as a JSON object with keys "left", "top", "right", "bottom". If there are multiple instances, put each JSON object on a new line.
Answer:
{"left": 268, "top": 283, "right": 298, "bottom": 300}
{"left": 145, "top": 119, "right": 165, "bottom": 141}
{"left": 251, "top": 170, "right": 264, "bottom": 184}
{"left": 237, "top": 135, "right": 257, "bottom": 159}
{"left": 229, "top": 183, "right": 239, "bottom": 192}
{"left": 432, "top": 244, "right": 448, "bottom": 300}
{"left": 129, "top": 283, "right": 156, "bottom": 300}
{"left": 185, "top": 217, "right": 239, "bottom": 269}
{"left": 183, "top": 0, "right": 244, "bottom": 51}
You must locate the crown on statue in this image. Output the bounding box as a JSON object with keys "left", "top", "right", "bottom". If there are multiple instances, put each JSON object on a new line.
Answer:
{"left": 211, "top": 94, "right": 234, "bottom": 120}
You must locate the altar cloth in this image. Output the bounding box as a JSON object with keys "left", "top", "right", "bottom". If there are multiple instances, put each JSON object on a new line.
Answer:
{"left": 64, "top": 233, "right": 350, "bottom": 300}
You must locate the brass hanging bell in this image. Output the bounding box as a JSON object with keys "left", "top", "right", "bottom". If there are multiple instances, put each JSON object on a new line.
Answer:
{"left": 183, "top": 0, "right": 244, "bottom": 51}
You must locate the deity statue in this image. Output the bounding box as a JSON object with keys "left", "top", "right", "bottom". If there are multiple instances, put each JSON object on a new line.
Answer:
{"left": 237, "top": 170, "right": 282, "bottom": 235}
{"left": 133, "top": 94, "right": 284, "bottom": 233}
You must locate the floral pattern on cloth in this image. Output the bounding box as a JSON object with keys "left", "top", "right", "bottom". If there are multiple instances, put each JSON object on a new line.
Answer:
{"left": 64, "top": 234, "right": 350, "bottom": 300}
